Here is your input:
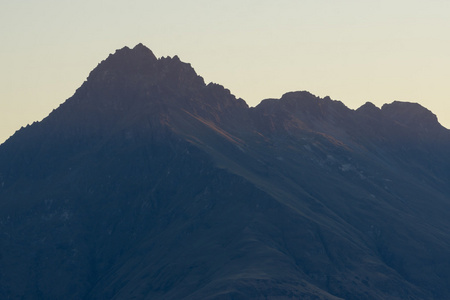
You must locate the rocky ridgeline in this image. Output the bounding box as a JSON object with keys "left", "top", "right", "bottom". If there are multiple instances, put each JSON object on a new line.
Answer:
{"left": 0, "top": 44, "right": 450, "bottom": 300}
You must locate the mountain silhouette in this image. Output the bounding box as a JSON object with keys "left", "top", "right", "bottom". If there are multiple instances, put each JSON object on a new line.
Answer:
{"left": 1, "top": 44, "right": 450, "bottom": 299}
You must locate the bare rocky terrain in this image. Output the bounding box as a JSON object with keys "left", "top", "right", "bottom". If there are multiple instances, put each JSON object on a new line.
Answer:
{"left": 1, "top": 44, "right": 450, "bottom": 299}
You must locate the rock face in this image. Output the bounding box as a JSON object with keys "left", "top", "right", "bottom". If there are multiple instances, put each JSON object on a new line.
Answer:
{"left": 1, "top": 44, "right": 450, "bottom": 300}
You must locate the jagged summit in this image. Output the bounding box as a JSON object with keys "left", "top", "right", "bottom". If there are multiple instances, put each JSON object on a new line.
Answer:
{"left": 10, "top": 44, "right": 249, "bottom": 144}
{"left": 89, "top": 44, "right": 157, "bottom": 79}
{"left": 85, "top": 44, "right": 203, "bottom": 91}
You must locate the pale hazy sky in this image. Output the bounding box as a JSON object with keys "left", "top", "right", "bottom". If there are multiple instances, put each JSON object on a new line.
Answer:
{"left": 1, "top": 0, "right": 450, "bottom": 144}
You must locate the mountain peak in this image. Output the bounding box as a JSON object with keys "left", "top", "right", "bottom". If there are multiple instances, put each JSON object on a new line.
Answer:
{"left": 43, "top": 44, "right": 246, "bottom": 138}
{"left": 381, "top": 101, "right": 441, "bottom": 131}
{"left": 356, "top": 102, "right": 381, "bottom": 117}
{"left": 282, "top": 90, "right": 317, "bottom": 99}
{"left": 78, "top": 44, "right": 209, "bottom": 99}
{"left": 96, "top": 44, "right": 157, "bottom": 71}
{"left": 133, "top": 42, "right": 151, "bottom": 51}
{"left": 114, "top": 43, "right": 157, "bottom": 58}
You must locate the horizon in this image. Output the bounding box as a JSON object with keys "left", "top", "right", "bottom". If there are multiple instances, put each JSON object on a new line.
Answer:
{"left": 1, "top": 1, "right": 449, "bottom": 144}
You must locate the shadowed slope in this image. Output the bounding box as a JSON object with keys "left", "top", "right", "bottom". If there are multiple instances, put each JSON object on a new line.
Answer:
{"left": 1, "top": 44, "right": 450, "bottom": 300}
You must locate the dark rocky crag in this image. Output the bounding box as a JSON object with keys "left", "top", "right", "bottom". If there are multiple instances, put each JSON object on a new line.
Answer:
{"left": 1, "top": 44, "right": 450, "bottom": 299}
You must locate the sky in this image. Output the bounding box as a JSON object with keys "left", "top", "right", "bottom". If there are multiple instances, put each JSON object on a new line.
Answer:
{"left": 1, "top": 0, "right": 450, "bottom": 144}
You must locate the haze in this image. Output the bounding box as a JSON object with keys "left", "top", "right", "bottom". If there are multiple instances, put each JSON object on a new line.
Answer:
{"left": 1, "top": 0, "right": 449, "bottom": 144}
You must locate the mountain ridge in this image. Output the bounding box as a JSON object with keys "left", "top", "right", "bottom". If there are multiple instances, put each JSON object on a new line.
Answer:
{"left": 2, "top": 44, "right": 447, "bottom": 148}
{"left": 1, "top": 44, "right": 450, "bottom": 299}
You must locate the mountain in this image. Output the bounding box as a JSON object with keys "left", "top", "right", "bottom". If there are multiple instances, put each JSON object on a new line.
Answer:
{"left": 1, "top": 44, "right": 450, "bottom": 300}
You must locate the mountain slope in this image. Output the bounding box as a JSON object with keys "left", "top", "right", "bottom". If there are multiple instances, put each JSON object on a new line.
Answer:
{"left": 1, "top": 44, "right": 450, "bottom": 299}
